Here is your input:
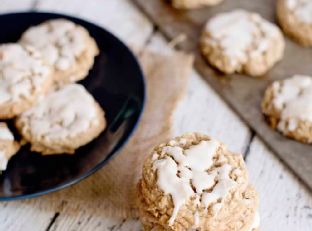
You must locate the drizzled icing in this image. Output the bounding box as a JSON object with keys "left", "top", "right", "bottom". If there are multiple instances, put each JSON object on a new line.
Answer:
{"left": 0, "top": 123, "right": 14, "bottom": 141}
{"left": 286, "top": 0, "right": 312, "bottom": 23}
{"left": 271, "top": 75, "right": 312, "bottom": 132}
{"left": 0, "top": 151, "right": 8, "bottom": 171}
{"left": 248, "top": 211, "right": 260, "bottom": 231}
{"left": 205, "top": 9, "right": 281, "bottom": 68}
{"left": 0, "top": 123, "right": 15, "bottom": 171}
{"left": 20, "top": 19, "right": 88, "bottom": 71}
{"left": 153, "top": 140, "right": 239, "bottom": 226}
{"left": 0, "top": 44, "right": 51, "bottom": 105}
{"left": 201, "top": 164, "right": 237, "bottom": 208}
{"left": 18, "top": 84, "right": 99, "bottom": 141}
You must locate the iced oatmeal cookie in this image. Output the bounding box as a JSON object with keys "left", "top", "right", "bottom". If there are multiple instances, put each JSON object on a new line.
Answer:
{"left": 16, "top": 84, "right": 106, "bottom": 155}
{"left": 0, "top": 123, "right": 20, "bottom": 171}
{"left": 0, "top": 43, "right": 53, "bottom": 119}
{"left": 200, "top": 9, "right": 284, "bottom": 77}
{"left": 137, "top": 133, "right": 259, "bottom": 231}
{"left": 20, "top": 19, "right": 99, "bottom": 86}
{"left": 171, "top": 0, "right": 223, "bottom": 9}
{"left": 277, "top": 0, "right": 312, "bottom": 46}
{"left": 262, "top": 75, "right": 312, "bottom": 143}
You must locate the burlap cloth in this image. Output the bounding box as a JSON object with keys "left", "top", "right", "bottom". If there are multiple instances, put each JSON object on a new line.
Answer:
{"left": 11, "top": 49, "right": 193, "bottom": 218}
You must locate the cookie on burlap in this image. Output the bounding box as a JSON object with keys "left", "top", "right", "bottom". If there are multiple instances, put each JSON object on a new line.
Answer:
{"left": 0, "top": 123, "right": 20, "bottom": 171}
{"left": 262, "top": 75, "right": 312, "bottom": 143}
{"left": 277, "top": 0, "right": 312, "bottom": 46}
{"left": 137, "top": 133, "right": 260, "bottom": 231}
{"left": 171, "top": 0, "right": 223, "bottom": 9}
{"left": 0, "top": 43, "right": 53, "bottom": 119}
{"left": 200, "top": 9, "right": 284, "bottom": 77}
{"left": 16, "top": 84, "right": 106, "bottom": 155}
{"left": 20, "top": 19, "right": 99, "bottom": 86}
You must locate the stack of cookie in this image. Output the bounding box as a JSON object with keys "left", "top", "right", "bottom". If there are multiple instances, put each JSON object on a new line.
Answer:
{"left": 0, "top": 19, "right": 106, "bottom": 170}
{"left": 137, "top": 133, "right": 259, "bottom": 231}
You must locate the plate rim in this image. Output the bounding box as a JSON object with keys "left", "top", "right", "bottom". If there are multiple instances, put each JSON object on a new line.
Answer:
{"left": 0, "top": 11, "right": 146, "bottom": 201}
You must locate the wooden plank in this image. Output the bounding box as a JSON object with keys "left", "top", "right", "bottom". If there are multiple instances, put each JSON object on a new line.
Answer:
{"left": 49, "top": 215, "right": 141, "bottom": 231}
{"left": 247, "top": 138, "right": 312, "bottom": 231}
{"left": 0, "top": 0, "right": 35, "bottom": 12}
{"left": 0, "top": 1, "right": 310, "bottom": 230}
{"left": 0, "top": 200, "right": 58, "bottom": 231}
{"left": 36, "top": 0, "right": 153, "bottom": 48}
{"left": 132, "top": 0, "right": 312, "bottom": 192}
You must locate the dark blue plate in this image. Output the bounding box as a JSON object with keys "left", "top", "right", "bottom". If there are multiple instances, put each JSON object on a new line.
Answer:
{"left": 0, "top": 12, "right": 145, "bottom": 200}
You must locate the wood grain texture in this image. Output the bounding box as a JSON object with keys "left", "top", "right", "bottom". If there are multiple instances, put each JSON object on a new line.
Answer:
{"left": 0, "top": 0, "right": 311, "bottom": 230}
{"left": 0, "top": 0, "right": 36, "bottom": 12}
{"left": 35, "top": 0, "right": 153, "bottom": 48}
{"left": 133, "top": 0, "right": 312, "bottom": 192}
{"left": 247, "top": 138, "right": 312, "bottom": 231}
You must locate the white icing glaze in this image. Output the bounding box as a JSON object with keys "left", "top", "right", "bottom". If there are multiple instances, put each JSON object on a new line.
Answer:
{"left": 153, "top": 140, "right": 238, "bottom": 227}
{"left": 286, "top": 0, "right": 312, "bottom": 23}
{"left": 20, "top": 19, "right": 88, "bottom": 71}
{"left": 193, "top": 211, "right": 199, "bottom": 227}
{"left": 162, "top": 140, "right": 218, "bottom": 171}
{"left": 0, "top": 44, "right": 51, "bottom": 104}
{"left": 205, "top": 9, "right": 281, "bottom": 68}
{"left": 272, "top": 75, "right": 312, "bottom": 132}
{"left": 0, "top": 123, "right": 14, "bottom": 141}
{"left": 19, "top": 84, "right": 99, "bottom": 141}
{"left": 153, "top": 157, "right": 194, "bottom": 226}
{"left": 201, "top": 164, "right": 237, "bottom": 209}
{"left": 0, "top": 151, "right": 9, "bottom": 171}
{"left": 247, "top": 211, "right": 260, "bottom": 231}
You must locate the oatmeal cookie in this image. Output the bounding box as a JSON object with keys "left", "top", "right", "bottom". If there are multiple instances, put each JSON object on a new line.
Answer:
{"left": 20, "top": 19, "right": 99, "bottom": 86}
{"left": 16, "top": 83, "right": 106, "bottom": 154}
{"left": 137, "top": 133, "right": 259, "bottom": 231}
{"left": 0, "top": 123, "right": 20, "bottom": 171}
{"left": 0, "top": 43, "right": 53, "bottom": 119}
{"left": 277, "top": 0, "right": 312, "bottom": 46}
{"left": 200, "top": 9, "right": 284, "bottom": 76}
{"left": 262, "top": 75, "right": 312, "bottom": 143}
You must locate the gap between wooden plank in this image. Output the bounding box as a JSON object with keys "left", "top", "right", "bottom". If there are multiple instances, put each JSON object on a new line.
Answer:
{"left": 45, "top": 212, "right": 60, "bottom": 231}
{"left": 106, "top": 219, "right": 126, "bottom": 231}
{"left": 244, "top": 131, "right": 255, "bottom": 161}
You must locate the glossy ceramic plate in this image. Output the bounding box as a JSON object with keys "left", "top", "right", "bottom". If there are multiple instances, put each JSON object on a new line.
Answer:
{"left": 0, "top": 12, "right": 145, "bottom": 200}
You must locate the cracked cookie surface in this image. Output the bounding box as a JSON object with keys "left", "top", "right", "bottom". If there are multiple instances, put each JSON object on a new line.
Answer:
{"left": 20, "top": 19, "right": 99, "bottom": 86}
{"left": 277, "top": 0, "right": 312, "bottom": 46}
{"left": 262, "top": 75, "right": 312, "bottom": 143}
{"left": 137, "top": 133, "right": 259, "bottom": 231}
{"left": 171, "top": 0, "right": 223, "bottom": 9}
{"left": 200, "top": 9, "right": 284, "bottom": 77}
{"left": 16, "top": 83, "right": 106, "bottom": 155}
{"left": 0, "top": 43, "right": 53, "bottom": 119}
{"left": 0, "top": 122, "right": 20, "bottom": 171}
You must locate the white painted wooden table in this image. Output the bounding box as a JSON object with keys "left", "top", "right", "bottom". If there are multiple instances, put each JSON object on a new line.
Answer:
{"left": 0, "top": 1, "right": 312, "bottom": 230}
